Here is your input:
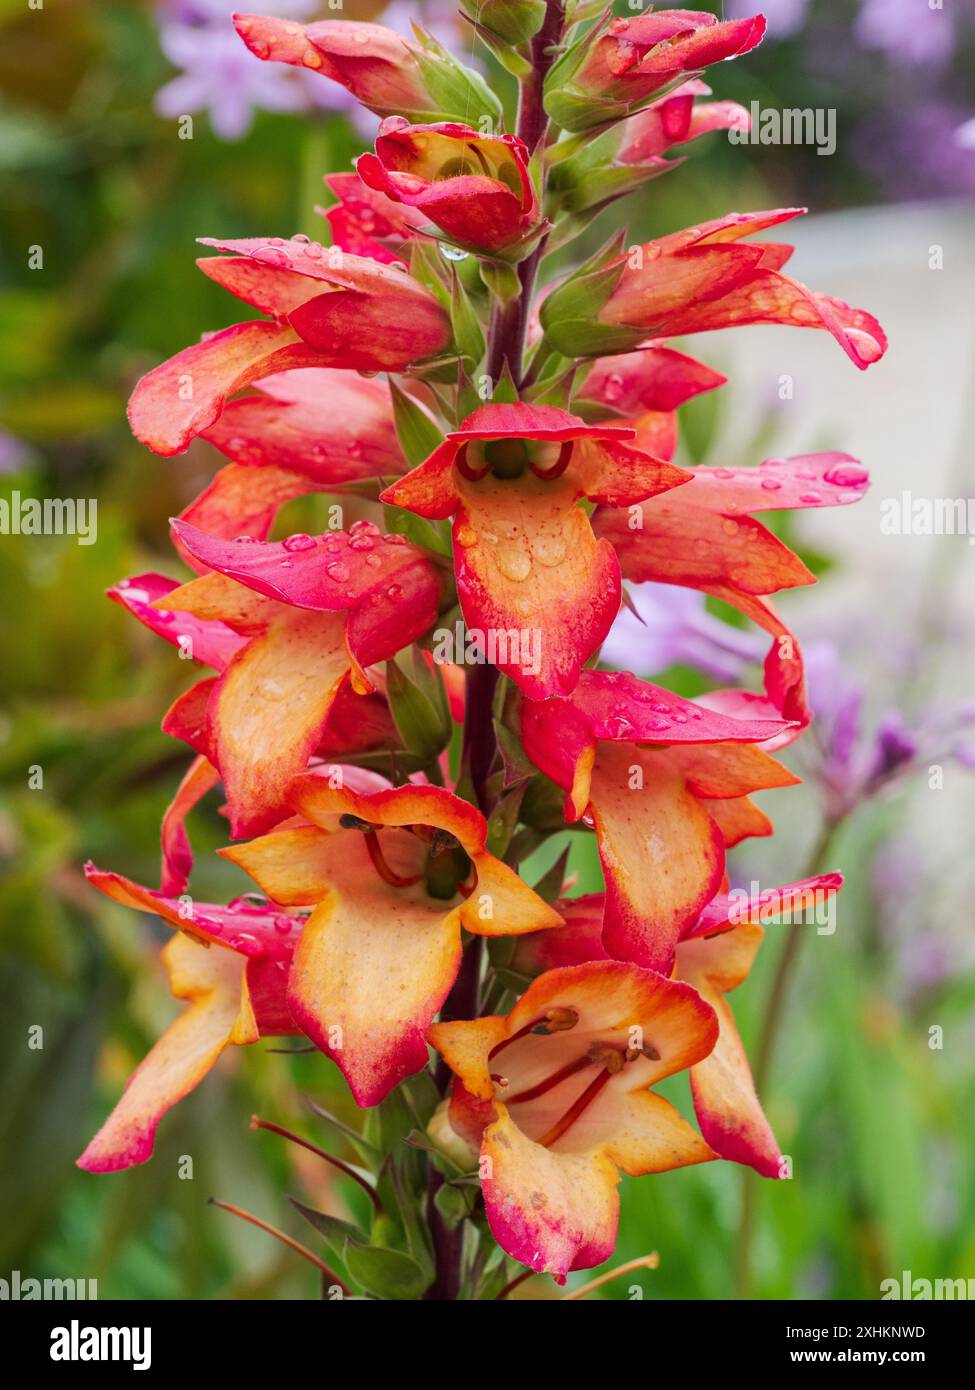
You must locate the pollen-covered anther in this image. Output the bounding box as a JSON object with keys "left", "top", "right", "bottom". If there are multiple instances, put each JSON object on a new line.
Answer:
{"left": 489, "top": 1005, "right": 580, "bottom": 1061}
{"left": 339, "top": 813, "right": 380, "bottom": 832}
{"left": 530, "top": 1005, "right": 580, "bottom": 1035}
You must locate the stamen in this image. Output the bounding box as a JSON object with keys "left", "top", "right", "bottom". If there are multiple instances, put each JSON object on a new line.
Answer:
{"left": 365, "top": 830, "right": 422, "bottom": 888}
{"left": 529, "top": 439, "right": 573, "bottom": 480}
{"left": 487, "top": 1006, "right": 579, "bottom": 1060}
{"left": 455, "top": 441, "right": 490, "bottom": 481}
{"left": 536, "top": 1063, "right": 618, "bottom": 1149}
{"left": 523, "top": 1044, "right": 627, "bottom": 1149}
{"left": 504, "top": 1052, "right": 592, "bottom": 1105}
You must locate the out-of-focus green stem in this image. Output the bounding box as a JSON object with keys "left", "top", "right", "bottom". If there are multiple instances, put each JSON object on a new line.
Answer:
{"left": 732, "top": 815, "right": 840, "bottom": 1298}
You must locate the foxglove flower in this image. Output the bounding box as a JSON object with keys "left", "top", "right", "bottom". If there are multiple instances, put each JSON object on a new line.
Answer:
{"left": 430, "top": 961, "right": 718, "bottom": 1280}
{"left": 79, "top": 868, "right": 300, "bottom": 1172}
{"left": 543, "top": 209, "right": 888, "bottom": 369}
{"left": 520, "top": 670, "right": 797, "bottom": 972}
{"left": 224, "top": 779, "right": 561, "bottom": 1105}
{"left": 544, "top": 9, "right": 766, "bottom": 132}
{"left": 128, "top": 236, "right": 451, "bottom": 456}
{"left": 356, "top": 119, "right": 539, "bottom": 255}
{"left": 509, "top": 875, "right": 843, "bottom": 1177}
{"left": 147, "top": 519, "right": 442, "bottom": 834}
{"left": 382, "top": 401, "right": 690, "bottom": 698}
{"left": 234, "top": 14, "right": 501, "bottom": 125}
{"left": 594, "top": 451, "right": 871, "bottom": 722}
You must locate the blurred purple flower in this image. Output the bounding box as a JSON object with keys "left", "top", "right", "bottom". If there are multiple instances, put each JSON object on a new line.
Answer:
{"left": 855, "top": 99, "right": 975, "bottom": 200}
{"left": 726, "top": 0, "right": 810, "bottom": 40}
{"left": 856, "top": 0, "right": 957, "bottom": 70}
{"left": 601, "top": 582, "right": 763, "bottom": 683}
{"left": 804, "top": 642, "right": 975, "bottom": 819}
{"left": 0, "top": 431, "right": 28, "bottom": 475}
{"left": 156, "top": 25, "right": 303, "bottom": 140}
{"left": 153, "top": 1, "right": 474, "bottom": 142}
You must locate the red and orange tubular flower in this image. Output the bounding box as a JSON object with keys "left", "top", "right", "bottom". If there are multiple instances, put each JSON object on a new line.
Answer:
{"left": 510, "top": 875, "right": 844, "bottom": 1178}
{"left": 222, "top": 779, "right": 562, "bottom": 1107}
{"left": 78, "top": 867, "right": 301, "bottom": 1173}
{"left": 381, "top": 401, "right": 691, "bottom": 698}
{"left": 547, "top": 9, "right": 766, "bottom": 131}
{"left": 183, "top": 368, "right": 407, "bottom": 545}
{"left": 596, "top": 209, "right": 887, "bottom": 370}
{"left": 356, "top": 119, "right": 539, "bottom": 256}
{"left": 594, "top": 451, "right": 871, "bottom": 723}
{"left": 430, "top": 962, "right": 718, "bottom": 1281}
{"left": 322, "top": 172, "right": 428, "bottom": 265}
{"left": 615, "top": 79, "right": 751, "bottom": 168}
{"left": 234, "top": 16, "right": 439, "bottom": 119}
{"left": 146, "top": 519, "right": 442, "bottom": 837}
{"left": 126, "top": 235, "right": 451, "bottom": 457}
{"left": 576, "top": 342, "right": 727, "bottom": 461}
{"left": 520, "top": 669, "right": 799, "bottom": 973}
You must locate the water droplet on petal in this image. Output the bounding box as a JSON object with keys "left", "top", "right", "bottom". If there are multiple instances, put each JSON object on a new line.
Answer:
{"left": 799, "top": 492, "right": 822, "bottom": 505}
{"left": 603, "top": 373, "right": 625, "bottom": 403}
{"left": 326, "top": 561, "right": 350, "bottom": 582}
{"left": 252, "top": 246, "right": 291, "bottom": 269}
{"left": 823, "top": 462, "right": 868, "bottom": 488}
{"left": 283, "top": 532, "right": 315, "bottom": 552}
{"left": 761, "top": 478, "right": 782, "bottom": 491}
{"left": 497, "top": 545, "right": 531, "bottom": 582}
{"left": 440, "top": 244, "right": 468, "bottom": 262}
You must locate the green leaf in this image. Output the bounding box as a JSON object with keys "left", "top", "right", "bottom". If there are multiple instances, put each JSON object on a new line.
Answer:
{"left": 344, "top": 1239, "right": 430, "bottom": 1300}
{"left": 479, "top": 260, "right": 521, "bottom": 305}
{"left": 450, "top": 268, "right": 486, "bottom": 369}
{"left": 389, "top": 380, "right": 444, "bottom": 468}
{"left": 532, "top": 845, "right": 570, "bottom": 905}
{"left": 386, "top": 655, "right": 451, "bottom": 762}
{"left": 304, "top": 1097, "right": 382, "bottom": 1166}
{"left": 289, "top": 1198, "right": 363, "bottom": 1265}
{"left": 382, "top": 502, "right": 453, "bottom": 558}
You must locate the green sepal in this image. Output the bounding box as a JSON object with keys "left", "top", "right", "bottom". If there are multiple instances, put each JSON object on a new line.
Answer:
{"left": 389, "top": 379, "right": 444, "bottom": 468}
{"left": 386, "top": 652, "right": 452, "bottom": 763}
{"left": 463, "top": 0, "right": 545, "bottom": 47}
{"left": 479, "top": 259, "right": 522, "bottom": 305}
{"left": 344, "top": 1240, "right": 430, "bottom": 1300}
{"left": 382, "top": 502, "right": 453, "bottom": 558}
{"left": 411, "top": 25, "right": 504, "bottom": 128}
{"left": 451, "top": 268, "right": 486, "bottom": 370}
